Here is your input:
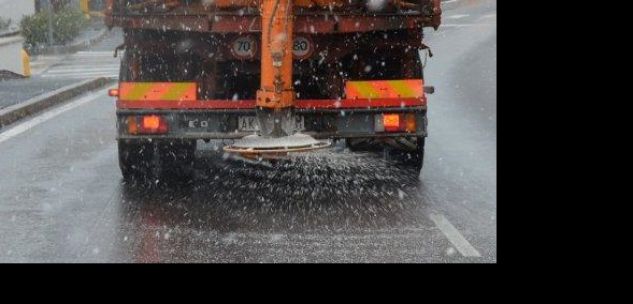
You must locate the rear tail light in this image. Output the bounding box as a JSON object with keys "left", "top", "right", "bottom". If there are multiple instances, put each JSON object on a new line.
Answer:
{"left": 140, "top": 115, "right": 168, "bottom": 134}
{"left": 375, "top": 113, "right": 417, "bottom": 133}
{"left": 127, "top": 116, "right": 138, "bottom": 134}
{"left": 405, "top": 113, "right": 417, "bottom": 133}
{"left": 108, "top": 88, "right": 119, "bottom": 97}
{"left": 127, "top": 115, "right": 168, "bottom": 135}
{"left": 383, "top": 114, "right": 401, "bottom": 132}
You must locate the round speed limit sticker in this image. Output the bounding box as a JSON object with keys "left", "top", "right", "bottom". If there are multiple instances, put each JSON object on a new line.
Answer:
{"left": 231, "top": 36, "right": 258, "bottom": 60}
{"left": 292, "top": 36, "right": 314, "bottom": 60}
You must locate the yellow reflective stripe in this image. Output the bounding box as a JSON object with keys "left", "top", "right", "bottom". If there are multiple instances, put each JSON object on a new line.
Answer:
{"left": 389, "top": 80, "right": 417, "bottom": 98}
{"left": 162, "top": 83, "right": 193, "bottom": 101}
{"left": 119, "top": 82, "right": 196, "bottom": 101}
{"left": 346, "top": 80, "right": 423, "bottom": 98}
{"left": 353, "top": 82, "right": 380, "bottom": 98}
{"left": 123, "top": 83, "right": 154, "bottom": 100}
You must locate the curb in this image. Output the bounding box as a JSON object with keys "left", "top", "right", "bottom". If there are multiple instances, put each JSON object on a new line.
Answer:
{"left": 0, "top": 30, "right": 20, "bottom": 39}
{"left": 0, "top": 70, "right": 26, "bottom": 81}
{"left": 0, "top": 77, "right": 115, "bottom": 129}
{"left": 28, "top": 28, "right": 109, "bottom": 56}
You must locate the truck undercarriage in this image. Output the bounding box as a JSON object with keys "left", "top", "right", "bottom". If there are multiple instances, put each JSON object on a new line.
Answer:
{"left": 105, "top": 0, "right": 441, "bottom": 180}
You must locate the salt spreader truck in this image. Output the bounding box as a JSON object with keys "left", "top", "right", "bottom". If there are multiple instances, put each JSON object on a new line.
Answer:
{"left": 104, "top": 0, "right": 441, "bottom": 179}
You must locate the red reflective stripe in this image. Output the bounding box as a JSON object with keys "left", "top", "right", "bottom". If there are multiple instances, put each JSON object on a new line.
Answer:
{"left": 117, "top": 100, "right": 256, "bottom": 109}
{"left": 296, "top": 98, "right": 425, "bottom": 109}
{"left": 116, "top": 98, "right": 425, "bottom": 109}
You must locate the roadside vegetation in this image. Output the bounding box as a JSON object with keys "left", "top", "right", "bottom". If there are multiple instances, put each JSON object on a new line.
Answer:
{"left": 0, "top": 17, "right": 11, "bottom": 31}
{"left": 20, "top": 7, "right": 87, "bottom": 49}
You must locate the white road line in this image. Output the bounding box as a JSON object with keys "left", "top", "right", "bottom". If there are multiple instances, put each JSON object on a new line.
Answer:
{"left": 41, "top": 75, "right": 116, "bottom": 79}
{"left": 42, "top": 73, "right": 118, "bottom": 78}
{"left": 75, "top": 51, "right": 117, "bottom": 56}
{"left": 44, "top": 67, "right": 119, "bottom": 73}
{"left": 443, "top": 0, "right": 458, "bottom": 4}
{"left": 441, "top": 23, "right": 476, "bottom": 28}
{"left": 43, "top": 69, "right": 120, "bottom": 75}
{"left": 447, "top": 14, "right": 469, "bottom": 19}
{"left": 0, "top": 89, "right": 107, "bottom": 145}
{"left": 42, "top": 76, "right": 119, "bottom": 80}
{"left": 42, "top": 74, "right": 118, "bottom": 78}
{"left": 430, "top": 213, "right": 481, "bottom": 257}
{"left": 50, "top": 59, "right": 118, "bottom": 63}
{"left": 58, "top": 60, "right": 116, "bottom": 64}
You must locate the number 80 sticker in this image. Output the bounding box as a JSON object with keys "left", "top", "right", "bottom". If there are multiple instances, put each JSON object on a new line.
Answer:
{"left": 231, "top": 35, "right": 258, "bottom": 60}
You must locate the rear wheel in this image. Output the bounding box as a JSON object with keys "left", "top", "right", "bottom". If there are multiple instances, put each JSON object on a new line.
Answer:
{"left": 345, "top": 138, "right": 383, "bottom": 152}
{"left": 346, "top": 136, "right": 425, "bottom": 173}
{"left": 118, "top": 140, "right": 196, "bottom": 182}
{"left": 157, "top": 140, "right": 197, "bottom": 182}
{"left": 118, "top": 140, "right": 155, "bottom": 181}
{"left": 398, "top": 136, "right": 425, "bottom": 172}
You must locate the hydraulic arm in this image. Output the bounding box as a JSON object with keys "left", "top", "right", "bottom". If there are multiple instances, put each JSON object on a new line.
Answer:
{"left": 225, "top": 0, "right": 330, "bottom": 157}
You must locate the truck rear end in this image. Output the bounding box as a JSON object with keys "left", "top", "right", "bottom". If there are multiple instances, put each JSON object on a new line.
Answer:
{"left": 104, "top": 0, "right": 441, "bottom": 180}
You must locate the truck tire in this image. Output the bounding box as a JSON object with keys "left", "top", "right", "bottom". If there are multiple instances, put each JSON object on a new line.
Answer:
{"left": 347, "top": 137, "right": 425, "bottom": 173}
{"left": 156, "top": 140, "right": 197, "bottom": 182}
{"left": 118, "top": 140, "right": 155, "bottom": 181}
{"left": 400, "top": 136, "right": 425, "bottom": 172}
{"left": 384, "top": 136, "right": 425, "bottom": 173}
{"left": 119, "top": 140, "right": 197, "bottom": 182}
{"left": 345, "top": 138, "right": 383, "bottom": 152}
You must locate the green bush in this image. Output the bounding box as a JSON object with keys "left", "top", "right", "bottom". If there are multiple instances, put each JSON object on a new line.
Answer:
{"left": 20, "top": 8, "right": 87, "bottom": 48}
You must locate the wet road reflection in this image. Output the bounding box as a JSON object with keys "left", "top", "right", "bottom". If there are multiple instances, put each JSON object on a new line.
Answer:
{"left": 96, "top": 145, "right": 452, "bottom": 263}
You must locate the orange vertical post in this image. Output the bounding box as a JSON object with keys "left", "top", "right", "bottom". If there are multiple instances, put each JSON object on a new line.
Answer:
{"left": 257, "top": 0, "right": 294, "bottom": 109}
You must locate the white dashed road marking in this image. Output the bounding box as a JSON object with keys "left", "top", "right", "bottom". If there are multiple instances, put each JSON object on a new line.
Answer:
{"left": 447, "top": 14, "right": 469, "bottom": 20}
{"left": 430, "top": 213, "right": 481, "bottom": 257}
{"left": 40, "top": 51, "right": 121, "bottom": 80}
{"left": 441, "top": 24, "right": 477, "bottom": 28}
{"left": 480, "top": 13, "right": 497, "bottom": 20}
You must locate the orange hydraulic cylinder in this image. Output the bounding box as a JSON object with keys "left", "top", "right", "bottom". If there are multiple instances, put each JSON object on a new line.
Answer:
{"left": 256, "top": 0, "right": 295, "bottom": 109}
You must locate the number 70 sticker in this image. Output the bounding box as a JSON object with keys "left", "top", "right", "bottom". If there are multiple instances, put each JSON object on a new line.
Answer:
{"left": 231, "top": 36, "right": 258, "bottom": 60}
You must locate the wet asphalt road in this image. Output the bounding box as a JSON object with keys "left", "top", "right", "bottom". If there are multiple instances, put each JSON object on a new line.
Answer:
{"left": 0, "top": 78, "right": 77, "bottom": 109}
{"left": 0, "top": 0, "right": 496, "bottom": 263}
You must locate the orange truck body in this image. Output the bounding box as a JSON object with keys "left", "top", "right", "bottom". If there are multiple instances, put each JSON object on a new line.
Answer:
{"left": 107, "top": 0, "right": 441, "bottom": 161}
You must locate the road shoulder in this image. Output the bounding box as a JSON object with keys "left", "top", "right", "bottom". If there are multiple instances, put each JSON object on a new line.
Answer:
{"left": 0, "top": 77, "right": 114, "bottom": 129}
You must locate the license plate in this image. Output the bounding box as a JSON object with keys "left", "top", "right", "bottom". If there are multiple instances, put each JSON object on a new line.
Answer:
{"left": 238, "top": 116, "right": 305, "bottom": 132}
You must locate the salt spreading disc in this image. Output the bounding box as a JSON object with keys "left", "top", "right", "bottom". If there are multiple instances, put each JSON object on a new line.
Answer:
{"left": 224, "top": 133, "right": 331, "bottom": 157}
